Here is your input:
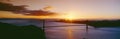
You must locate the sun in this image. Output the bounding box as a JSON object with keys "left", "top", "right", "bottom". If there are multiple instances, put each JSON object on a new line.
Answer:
{"left": 65, "top": 14, "right": 76, "bottom": 20}
{"left": 63, "top": 11, "right": 78, "bottom": 21}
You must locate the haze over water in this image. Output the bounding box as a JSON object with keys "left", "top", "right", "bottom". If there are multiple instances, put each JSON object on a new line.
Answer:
{"left": 0, "top": 18, "right": 120, "bottom": 39}
{"left": 45, "top": 22, "right": 120, "bottom": 39}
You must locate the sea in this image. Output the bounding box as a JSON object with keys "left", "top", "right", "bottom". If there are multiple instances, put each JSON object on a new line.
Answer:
{"left": 0, "top": 19, "right": 120, "bottom": 39}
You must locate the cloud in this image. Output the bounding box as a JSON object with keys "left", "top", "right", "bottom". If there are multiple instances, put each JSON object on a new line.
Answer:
{"left": 24, "top": 10, "right": 57, "bottom": 16}
{"left": 0, "top": 11, "right": 59, "bottom": 19}
{"left": 0, "top": 2, "right": 57, "bottom": 16}
{"left": 43, "top": 6, "right": 53, "bottom": 11}
{"left": 0, "top": 2, "right": 26, "bottom": 12}
{"left": 0, "top": 11, "right": 31, "bottom": 18}
{"left": 0, "top": 2, "right": 58, "bottom": 19}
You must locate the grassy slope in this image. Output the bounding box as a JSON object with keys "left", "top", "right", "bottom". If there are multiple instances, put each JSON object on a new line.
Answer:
{"left": 0, "top": 22, "right": 46, "bottom": 39}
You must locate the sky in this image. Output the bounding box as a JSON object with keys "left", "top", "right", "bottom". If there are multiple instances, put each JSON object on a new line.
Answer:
{"left": 0, "top": 0, "right": 120, "bottom": 20}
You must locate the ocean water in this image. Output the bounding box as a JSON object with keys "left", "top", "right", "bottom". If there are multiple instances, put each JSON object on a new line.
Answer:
{"left": 0, "top": 19, "right": 120, "bottom": 39}
{"left": 45, "top": 22, "right": 120, "bottom": 39}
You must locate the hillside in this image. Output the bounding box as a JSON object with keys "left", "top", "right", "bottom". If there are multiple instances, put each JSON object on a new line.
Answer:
{"left": 87, "top": 20, "right": 120, "bottom": 28}
{"left": 0, "top": 22, "right": 46, "bottom": 39}
{"left": 55, "top": 19, "right": 120, "bottom": 28}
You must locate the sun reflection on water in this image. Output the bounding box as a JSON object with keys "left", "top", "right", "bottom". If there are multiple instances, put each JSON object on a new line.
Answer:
{"left": 66, "top": 26, "right": 74, "bottom": 39}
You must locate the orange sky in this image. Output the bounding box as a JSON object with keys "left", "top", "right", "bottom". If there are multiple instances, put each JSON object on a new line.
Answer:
{"left": 0, "top": 0, "right": 120, "bottom": 20}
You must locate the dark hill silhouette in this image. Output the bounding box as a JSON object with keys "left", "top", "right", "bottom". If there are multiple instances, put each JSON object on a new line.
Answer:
{"left": 87, "top": 20, "right": 120, "bottom": 28}
{"left": 55, "top": 19, "right": 120, "bottom": 28}
{"left": 0, "top": 22, "right": 46, "bottom": 39}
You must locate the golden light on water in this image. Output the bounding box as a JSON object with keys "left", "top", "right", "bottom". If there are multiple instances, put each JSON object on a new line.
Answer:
{"left": 66, "top": 27, "right": 74, "bottom": 39}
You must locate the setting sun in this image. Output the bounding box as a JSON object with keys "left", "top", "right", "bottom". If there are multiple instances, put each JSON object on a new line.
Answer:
{"left": 63, "top": 11, "right": 78, "bottom": 21}
{"left": 64, "top": 13, "right": 76, "bottom": 20}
